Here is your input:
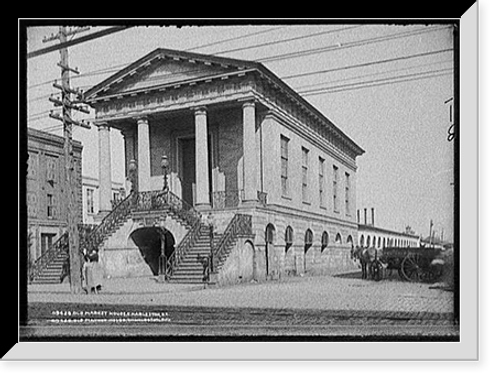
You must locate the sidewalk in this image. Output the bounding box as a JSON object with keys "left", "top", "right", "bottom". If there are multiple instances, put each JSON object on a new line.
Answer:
{"left": 28, "top": 273, "right": 455, "bottom": 314}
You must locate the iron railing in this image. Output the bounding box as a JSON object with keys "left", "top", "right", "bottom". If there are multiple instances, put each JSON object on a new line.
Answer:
{"left": 211, "top": 214, "right": 253, "bottom": 271}
{"left": 29, "top": 189, "right": 203, "bottom": 283}
{"left": 29, "top": 232, "right": 69, "bottom": 282}
{"left": 135, "top": 190, "right": 202, "bottom": 227}
{"left": 164, "top": 219, "right": 202, "bottom": 279}
{"left": 80, "top": 192, "right": 138, "bottom": 252}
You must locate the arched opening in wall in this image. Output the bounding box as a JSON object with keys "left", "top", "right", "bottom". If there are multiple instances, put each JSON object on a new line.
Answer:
{"left": 335, "top": 233, "right": 342, "bottom": 244}
{"left": 321, "top": 231, "right": 329, "bottom": 252}
{"left": 373, "top": 236, "right": 377, "bottom": 248}
{"left": 383, "top": 237, "right": 386, "bottom": 248}
{"left": 285, "top": 226, "right": 294, "bottom": 275}
{"left": 347, "top": 235, "right": 353, "bottom": 249}
{"left": 360, "top": 235, "right": 364, "bottom": 247}
{"left": 304, "top": 229, "right": 313, "bottom": 272}
{"left": 243, "top": 240, "right": 255, "bottom": 281}
{"left": 265, "top": 223, "right": 276, "bottom": 278}
{"left": 367, "top": 236, "right": 371, "bottom": 247}
{"left": 377, "top": 237, "right": 381, "bottom": 248}
{"left": 130, "top": 227, "right": 175, "bottom": 276}
{"left": 285, "top": 226, "right": 293, "bottom": 252}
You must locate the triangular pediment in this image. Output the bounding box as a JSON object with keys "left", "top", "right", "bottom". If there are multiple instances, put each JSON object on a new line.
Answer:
{"left": 84, "top": 48, "right": 257, "bottom": 101}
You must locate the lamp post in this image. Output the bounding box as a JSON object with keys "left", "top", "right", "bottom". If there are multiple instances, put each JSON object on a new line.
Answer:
{"left": 128, "top": 159, "right": 137, "bottom": 194}
{"left": 161, "top": 155, "right": 169, "bottom": 191}
{"left": 207, "top": 212, "right": 214, "bottom": 273}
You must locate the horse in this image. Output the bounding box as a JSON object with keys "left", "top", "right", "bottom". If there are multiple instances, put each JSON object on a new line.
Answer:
{"left": 351, "top": 246, "right": 379, "bottom": 280}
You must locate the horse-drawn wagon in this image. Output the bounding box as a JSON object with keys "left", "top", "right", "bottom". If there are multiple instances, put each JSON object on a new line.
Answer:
{"left": 352, "top": 246, "right": 445, "bottom": 283}
{"left": 377, "top": 247, "right": 444, "bottom": 282}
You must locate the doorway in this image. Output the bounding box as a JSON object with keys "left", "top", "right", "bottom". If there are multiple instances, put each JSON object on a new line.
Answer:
{"left": 265, "top": 224, "right": 276, "bottom": 278}
{"left": 130, "top": 227, "right": 175, "bottom": 276}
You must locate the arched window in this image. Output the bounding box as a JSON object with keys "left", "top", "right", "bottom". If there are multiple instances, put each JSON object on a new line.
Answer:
{"left": 373, "top": 236, "right": 377, "bottom": 247}
{"left": 304, "top": 229, "right": 313, "bottom": 250}
{"left": 360, "top": 235, "right": 364, "bottom": 247}
{"left": 321, "top": 231, "right": 329, "bottom": 252}
{"left": 377, "top": 237, "right": 381, "bottom": 248}
{"left": 265, "top": 223, "right": 275, "bottom": 244}
{"left": 367, "top": 236, "right": 371, "bottom": 247}
{"left": 335, "top": 232, "right": 342, "bottom": 244}
{"left": 285, "top": 226, "right": 293, "bottom": 251}
{"left": 347, "top": 235, "right": 354, "bottom": 246}
{"left": 383, "top": 238, "right": 386, "bottom": 248}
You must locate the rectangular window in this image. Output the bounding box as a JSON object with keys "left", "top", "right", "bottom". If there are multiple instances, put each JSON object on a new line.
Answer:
{"left": 86, "top": 188, "right": 95, "bottom": 214}
{"left": 27, "top": 152, "right": 37, "bottom": 179}
{"left": 345, "top": 172, "right": 351, "bottom": 215}
{"left": 280, "top": 135, "right": 289, "bottom": 196}
{"left": 333, "top": 165, "right": 339, "bottom": 211}
{"left": 46, "top": 155, "right": 58, "bottom": 183}
{"left": 47, "top": 193, "right": 55, "bottom": 218}
{"left": 319, "top": 157, "right": 325, "bottom": 208}
{"left": 301, "top": 147, "right": 309, "bottom": 202}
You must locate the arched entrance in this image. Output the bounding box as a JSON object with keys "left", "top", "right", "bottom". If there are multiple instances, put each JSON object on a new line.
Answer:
{"left": 130, "top": 227, "right": 175, "bottom": 276}
{"left": 265, "top": 224, "right": 276, "bottom": 278}
{"left": 304, "top": 229, "right": 313, "bottom": 273}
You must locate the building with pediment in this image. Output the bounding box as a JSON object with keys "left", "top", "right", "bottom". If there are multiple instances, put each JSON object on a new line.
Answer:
{"left": 70, "top": 48, "right": 365, "bottom": 285}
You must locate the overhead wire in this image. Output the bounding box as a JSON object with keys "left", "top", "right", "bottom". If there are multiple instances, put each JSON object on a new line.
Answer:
{"left": 258, "top": 25, "right": 450, "bottom": 63}
{"left": 27, "top": 25, "right": 454, "bottom": 123}
{"left": 299, "top": 68, "right": 453, "bottom": 96}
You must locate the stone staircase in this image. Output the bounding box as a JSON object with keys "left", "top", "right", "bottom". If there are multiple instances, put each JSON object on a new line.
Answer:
{"left": 29, "top": 189, "right": 253, "bottom": 286}
{"left": 168, "top": 214, "right": 253, "bottom": 284}
{"left": 168, "top": 225, "right": 223, "bottom": 284}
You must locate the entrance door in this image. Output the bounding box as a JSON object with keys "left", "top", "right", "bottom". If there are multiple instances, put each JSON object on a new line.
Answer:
{"left": 180, "top": 138, "right": 196, "bottom": 206}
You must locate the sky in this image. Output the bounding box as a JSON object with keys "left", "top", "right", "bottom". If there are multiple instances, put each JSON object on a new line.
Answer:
{"left": 25, "top": 22, "right": 455, "bottom": 242}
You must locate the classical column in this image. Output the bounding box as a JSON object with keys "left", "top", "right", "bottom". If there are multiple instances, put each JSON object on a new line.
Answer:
{"left": 97, "top": 122, "right": 112, "bottom": 213}
{"left": 242, "top": 100, "right": 257, "bottom": 203}
{"left": 194, "top": 107, "right": 211, "bottom": 209}
{"left": 136, "top": 117, "right": 151, "bottom": 192}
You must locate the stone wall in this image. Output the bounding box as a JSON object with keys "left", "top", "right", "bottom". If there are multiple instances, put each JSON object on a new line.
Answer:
{"left": 99, "top": 212, "right": 188, "bottom": 278}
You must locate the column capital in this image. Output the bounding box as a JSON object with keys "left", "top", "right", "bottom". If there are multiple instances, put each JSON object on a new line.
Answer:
{"left": 192, "top": 106, "right": 208, "bottom": 116}
{"left": 239, "top": 96, "right": 256, "bottom": 108}
{"left": 95, "top": 121, "right": 111, "bottom": 131}
{"left": 134, "top": 116, "right": 149, "bottom": 125}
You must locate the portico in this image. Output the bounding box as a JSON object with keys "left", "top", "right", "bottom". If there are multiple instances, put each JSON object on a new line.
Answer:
{"left": 95, "top": 100, "right": 261, "bottom": 213}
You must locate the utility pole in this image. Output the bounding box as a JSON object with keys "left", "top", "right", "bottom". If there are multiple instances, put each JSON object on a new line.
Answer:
{"left": 46, "top": 26, "right": 91, "bottom": 294}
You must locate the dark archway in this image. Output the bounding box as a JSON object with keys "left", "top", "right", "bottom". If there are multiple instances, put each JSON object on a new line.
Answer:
{"left": 130, "top": 227, "right": 175, "bottom": 276}
{"left": 304, "top": 229, "right": 313, "bottom": 272}
{"left": 265, "top": 223, "right": 276, "bottom": 277}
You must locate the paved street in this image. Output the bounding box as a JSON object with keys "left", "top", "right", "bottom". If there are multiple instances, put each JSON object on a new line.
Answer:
{"left": 23, "top": 272, "right": 458, "bottom": 338}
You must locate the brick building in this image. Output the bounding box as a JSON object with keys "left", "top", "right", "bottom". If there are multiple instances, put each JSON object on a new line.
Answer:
{"left": 26, "top": 128, "right": 83, "bottom": 267}
{"left": 82, "top": 48, "right": 365, "bottom": 284}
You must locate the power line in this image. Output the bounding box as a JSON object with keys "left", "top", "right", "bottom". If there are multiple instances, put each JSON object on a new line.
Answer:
{"left": 27, "top": 26, "right": 132, "bottom": 59}
{"left": 27, "top": 25, "right": 450, "bottom": 92}
{"left": 292, "top": 59, "right": 453, "bottom": 93}
{"left": 282, "top": 48, "right": 453, "bottom": 81}
{"left": 299, "top": 68, "right": 453, "bottom": 96}
{"left": 258, "top": 25, "right": 451, "bottom": 63}
{"left": 212, "top": 25, "right": 362, "bottom": 55}
{"left": 188, "top": 26, "right": 287, "bottom": 51}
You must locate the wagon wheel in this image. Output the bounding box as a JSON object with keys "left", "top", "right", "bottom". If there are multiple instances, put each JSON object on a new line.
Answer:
{"left": 400, "top": 253, "right": 423, "bottom": 282}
